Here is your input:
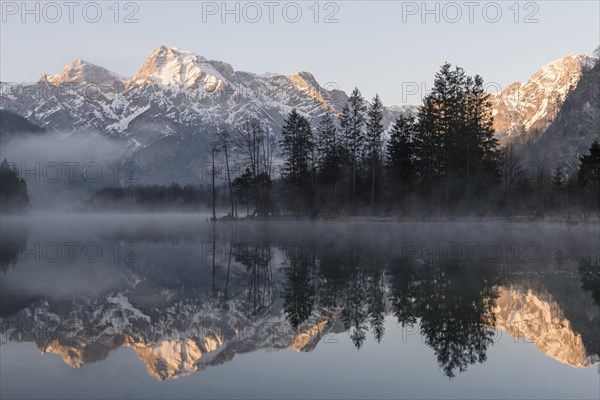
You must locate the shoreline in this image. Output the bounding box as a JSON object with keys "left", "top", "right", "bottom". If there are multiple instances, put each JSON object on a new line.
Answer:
{"left": 218, "top": 214, "right": 600, "bottom": 224}
{"left": 2, "top": 211, "right": 598, "bottom": 225}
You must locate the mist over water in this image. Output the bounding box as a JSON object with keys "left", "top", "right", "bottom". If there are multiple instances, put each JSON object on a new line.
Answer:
{"left": 1, "top": 1, "right": 598, "bottom": 398}
{"left": 1, "top": 214, "right": 598, "bottom": 399}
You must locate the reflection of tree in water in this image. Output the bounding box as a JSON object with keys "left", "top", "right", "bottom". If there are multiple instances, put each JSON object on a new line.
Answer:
{"left": 388, "top": 257, "right": 420, "bottom": 327}
{"left": 578, "top": 258, "right": 600, "bottom": 359}
{"left": 579, "top": 258, "right": 600, "bottom": 306}
{"left": 316, "top": 243, "right": 347, "bottom": 315}
{"left": 367, "top": 269, "right": 386, "bottom": 343}
{"left": 342, "top": 266, "right": 368, "bottom": 349}
{"left": 0, "top": 224, "right": 28, "bottom": 272}
{"left": 282, "top": 242, "right": 316, "bottom": 329}
{"left": 233, "top": 240, "right": 274, "bottom": 317}
{"left": 413, "top": 264, "right": 498, "bottom": 378}
{"left": 0, "top": 223, "right": 39, "bottom": 317}
{"left": 365, "top": 236, "right": 386, "bottom": 344}
{"left": 279, "top": 240, "right": 499, "bottom": 377}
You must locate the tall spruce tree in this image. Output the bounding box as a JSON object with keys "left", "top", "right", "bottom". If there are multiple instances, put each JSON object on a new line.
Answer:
{"left": 281, "top": 109, "right": 314, "bottom": 212}
{"left": 316, "top": 109, "right": 341, "bottom": 184}
{"left": 578, "top": 139, "right": 600, "bottom": 191}
{"left": 463, "top": 74, "right": 500, "bottom": 210}
{"left": 414, "top": 96, "right": 444, "bottom": 204}
{"left": 366, "top": 94, "right": 384, "bottom": 208}
{"left": 577, "top": 139, "right": 600, "bottom": 211}
{"left": 414, "top": 63, "right": 499, "bottom": 213}
{"left": 341, "top": 88, "right": 367, "bottom": 208}
{"left": 386, "top": 114, "right": 417, "bottom": 209}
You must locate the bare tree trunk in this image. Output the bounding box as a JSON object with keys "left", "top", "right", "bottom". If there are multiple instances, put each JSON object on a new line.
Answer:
{"left": 211, "top": 148, "right": 216, "bottom": 220}
{"left": 212, "top": 223, "right": 216, "bottom": 294}
{"left": 225, "top": 233, "right": 232, "bottom": 297}
{"left": 223, "top": 133, "right": 234, "bottom": 217}
{"left": 371, "top": 156, "right": 375, "bottom": 209}
{"left": 352, "top": 161, "right": 356, "bottom": 211}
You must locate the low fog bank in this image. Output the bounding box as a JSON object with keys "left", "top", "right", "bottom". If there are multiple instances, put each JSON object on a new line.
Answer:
{"left": 1, "top": 130, "right": 128, "bottom": 210}
{"left": 1, "top": 126, "right": 217, "bottom": 212}
{"left": 2, "top": 214, "right": 598, "bottom": 313}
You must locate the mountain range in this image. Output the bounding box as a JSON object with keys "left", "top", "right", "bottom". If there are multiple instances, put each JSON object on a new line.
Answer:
{"left": 0, "top": 46, "right": 598, "bottom": 182}
{"left": 1, "top": 46, "right": 409, "bottom": 138}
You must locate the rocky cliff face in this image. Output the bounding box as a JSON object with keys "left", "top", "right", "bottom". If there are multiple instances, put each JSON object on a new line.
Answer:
{"left": 524, "top": 61, "right": 600, "bottom": 169}
{"left": 491, "top": 54, "right": 596, "bottom": 145}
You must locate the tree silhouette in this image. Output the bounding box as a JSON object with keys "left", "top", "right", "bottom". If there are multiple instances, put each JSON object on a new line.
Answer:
{"left": 0, "top": 159, "right": 30, "bottom": 214}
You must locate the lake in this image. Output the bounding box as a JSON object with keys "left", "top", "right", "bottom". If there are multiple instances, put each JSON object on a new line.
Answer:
{"left": 1, "top": 214, "right": 599, "bottom": 399}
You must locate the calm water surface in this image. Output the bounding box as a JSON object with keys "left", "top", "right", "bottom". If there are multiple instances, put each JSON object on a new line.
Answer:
{"left": 1, "top": 214, "right": 599, "bottom": 399}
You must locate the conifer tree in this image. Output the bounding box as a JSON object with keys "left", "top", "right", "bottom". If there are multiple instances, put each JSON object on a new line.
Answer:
{"left": 386, "top": 114, "right": 416, "bottom": 209}
{"left": 341, "top": 88, "right": 367, "bottom": 208}
{"left": 366, "top": 94, "right": 384, "bottom": 208}
{"left": 281, "top": 109, "right": 314, "bottom": 212}
{"left": 413, "top": 63, "right": 500, "bottom": 212}
{"left": 463, "top": 74, "right": 500, "bottom": 209}
{"left": 316, "top": 109, "right": 341, "bottom": 184}
{"left": 0, "top": 159, "right": 30, "bottom": 214}
{"left": 551, "top": 165, "right": 566, "bottom": 191}
{"left": 577, "top": 139, "right": 600, "bottom": 211}
{"left": 578, "top": 139, "right": 600, "bottom": 191}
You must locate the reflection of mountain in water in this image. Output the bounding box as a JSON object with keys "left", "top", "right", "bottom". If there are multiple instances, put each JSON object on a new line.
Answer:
{"left": 1, "top": 293, "right": 342, "bottom": 380}
{"left": 1, "top": 220, "right": 598, "bottom": 380}
{"left": 494, "top": 286, "right": 598, "bottom": 368}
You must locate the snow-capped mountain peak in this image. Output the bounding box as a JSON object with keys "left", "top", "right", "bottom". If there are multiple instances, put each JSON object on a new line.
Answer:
{"left": 492, "top": 53, "right": 596, "bottom": 143}
{"left": 128, "top": 45, "right": 228, "bottom": 92}
{"left": 0, "top": 46, "right": 443, "bottom": 182}
{"left": 44, "top": 59, "right": 124, "bottom": 87}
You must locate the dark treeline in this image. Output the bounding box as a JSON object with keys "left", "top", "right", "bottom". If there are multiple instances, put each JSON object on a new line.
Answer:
{"left": 0, "top": 159, "right": 30, "bottom": 214}
{"left": 210, "top": 64, "right": 600, "bottom": 219}
{"left": 85, "top": 184, "right": 211, "bottom": 211}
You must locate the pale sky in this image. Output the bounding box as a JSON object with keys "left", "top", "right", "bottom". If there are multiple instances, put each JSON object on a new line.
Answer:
{"left": 1, "top": 1, "right": 598, "bottom": 105}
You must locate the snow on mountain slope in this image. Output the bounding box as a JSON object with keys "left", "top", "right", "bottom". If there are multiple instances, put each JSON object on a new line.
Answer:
{"left": 127, "top": 46, "right": 229, "bottom": 92}
{"left": 2, "top": 49, "right": 593, "bottom": 148}
{"left": 1, "top": 45, "right": 407, "bottom": 140}
{"left": 1, "top": 46, "right": 414, "bottom": 183}
{"left": 45, "top": 59, "right": 125, "bottom": 88}
{"left": 492, "top": 54, "right": 596, "bottom": 144}
{"left": 525, "top": 60, "right": 600, "bottom": 168}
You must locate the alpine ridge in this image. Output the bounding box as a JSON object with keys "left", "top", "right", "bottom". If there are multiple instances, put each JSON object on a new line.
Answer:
{"left": 1, "top": 47, "right": 597, "bottom": 181}
{"left": 491, "top": 54, "right": 596, "bottom": 144}
{"left": 0, "top": 46, "right": 411, "bottom": 183}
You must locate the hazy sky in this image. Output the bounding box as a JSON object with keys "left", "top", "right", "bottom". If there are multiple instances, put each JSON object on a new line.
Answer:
{"left": 1, "top": 1, "right": 598, "bottom": 105}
